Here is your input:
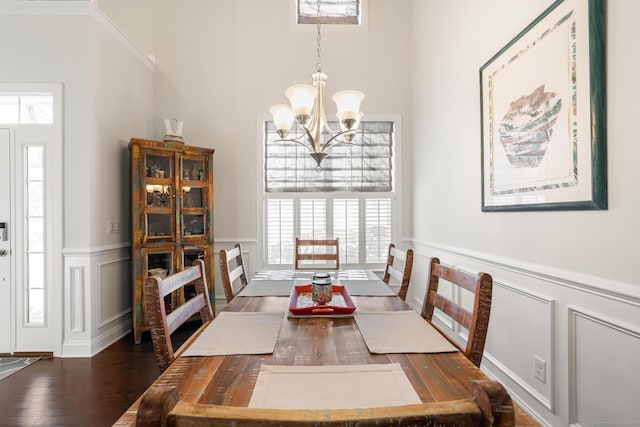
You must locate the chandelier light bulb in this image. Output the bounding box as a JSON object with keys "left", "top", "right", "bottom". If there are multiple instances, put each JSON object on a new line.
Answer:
{"left": 332, "top": 90, "right": 365, "bottom": 120}
{"left": 285, "top": 84, "right": 317, "bottom": 121}
{"left": 270, "top": 104, "right": 295, "bottom": 138}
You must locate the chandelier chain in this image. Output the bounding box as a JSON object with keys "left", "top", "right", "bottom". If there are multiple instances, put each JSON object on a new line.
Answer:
{"left": 316, "top": 0, "right": 322, "bottom": 73}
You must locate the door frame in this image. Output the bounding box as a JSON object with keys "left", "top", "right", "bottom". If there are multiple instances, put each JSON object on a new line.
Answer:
{"left": 0, "top": 83, "right": 63, "bottom": 356}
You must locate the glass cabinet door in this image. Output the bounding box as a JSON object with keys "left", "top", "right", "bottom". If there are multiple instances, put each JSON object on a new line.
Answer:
{"left": 142, "top": 151, "right": 176, "bottom": 242}
{"left": 179, "top": 155, "right": 209, "bottom": 242}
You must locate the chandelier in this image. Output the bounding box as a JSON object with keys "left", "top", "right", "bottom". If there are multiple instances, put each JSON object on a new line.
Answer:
{"left": 269, "top": 0, "right": 364, "bottom": 170}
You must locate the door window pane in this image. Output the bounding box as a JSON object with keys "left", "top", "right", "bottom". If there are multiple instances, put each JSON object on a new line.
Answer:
{"left": 28, "top": 181, "right": 44, "bottom": 216}
{"left": 28, "top": 289, "right": 44, "bottom": 324}
{"left": 27, "top": 218, "right": 44, "bottom": 252}
{"left": 27, "top": 146, "right": 44, "bottom": 180}
{"left": 25, "top": 145, "right": 46, "bottom": 325}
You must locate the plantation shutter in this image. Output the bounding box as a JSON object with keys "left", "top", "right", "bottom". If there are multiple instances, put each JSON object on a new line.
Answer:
{"left": 266, "top": 199, "right": 295, "bottom": 264}
{"left": 365, "top": 199, "right": 392, "bottom": 263}
{"left": 333, "top": 199, "right": 359, "bottom": 264}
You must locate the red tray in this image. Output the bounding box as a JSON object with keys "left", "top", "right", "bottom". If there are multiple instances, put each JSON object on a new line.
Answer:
{"left": 289, "top": 284, "right": 356, "bottom": 316}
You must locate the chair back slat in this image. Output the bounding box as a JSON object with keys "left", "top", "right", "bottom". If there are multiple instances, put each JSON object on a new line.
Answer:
{"left": 432, "top": 263, "right": 480, "bottom": 294}
{"left": 157, "top": 265, "right": 203, "bottom": 297}
{"left": 228, "top": 264, "right": 244, "bottom": 284}
{"left": 382, "top": 243, "right": 414, "bottom": 301}
{"left": 389, "top": 246, "right": 407, "bottom": 262}
{"left": 295, "top": 238, "right": 339, "bottom": 270}
{"left": 387, "top": 265, "right": 405, "bottom": 282}
{"left": 165, "top": 293, "right": 208, "bottom": 335}
{"left": 432, "top": 293, "right": 473, "bottom": 329}
{"left": 422, "top": 257, "right": 492, "bottom": 368}
{"left": 144, "top": 259, "right": 214, "bottom": 372}
{"left": 219, "top": 243, "right": 249, "bottom": 303}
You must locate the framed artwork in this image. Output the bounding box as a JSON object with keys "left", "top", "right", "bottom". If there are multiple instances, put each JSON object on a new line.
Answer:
{"left": 480, "top": 0, "right": 606, "bottom": 211}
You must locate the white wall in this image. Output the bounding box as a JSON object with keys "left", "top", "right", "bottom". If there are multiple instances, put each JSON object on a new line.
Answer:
{"left": 410, "top": 1, "right": 640, "bottom": 425}
{"left": 0, "top": 4, "right": 155, "bottom": 356}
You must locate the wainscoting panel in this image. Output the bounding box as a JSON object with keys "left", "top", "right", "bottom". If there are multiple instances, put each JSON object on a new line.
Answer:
{"left": 62, "top": 244, "right": 132, "bottom": 357}
{"left": 69, "top": 266, "right": 86, "bottom": 333}
{"left": 97, "top": 257, "right": 131, "bottom": 329}
{"left": 483, "top": 281, "right": 555, "bottom": 410}
{"left": 410, "top": 239, "right": 640, "bottom": 426}
{"left": 568, "top": 307, "right": 640, "bottom": 427}
{"left": 62, "top": 254, "right": 92, "bottom": 357}
{"left": 91, "top": 245, "right": 132, "bottom": 355}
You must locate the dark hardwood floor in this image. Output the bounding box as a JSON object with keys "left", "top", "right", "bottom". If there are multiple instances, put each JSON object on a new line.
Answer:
{"left": 0, "top": 323, "right": 198, "bottom": 427}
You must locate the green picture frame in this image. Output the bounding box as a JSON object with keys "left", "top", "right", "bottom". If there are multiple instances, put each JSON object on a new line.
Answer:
{"left": 480, "top": 0, "right": 606, "bottom": 211}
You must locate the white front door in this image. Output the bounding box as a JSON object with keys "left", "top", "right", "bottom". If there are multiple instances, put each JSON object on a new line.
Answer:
{"left": 0, "top": 127, "right": 56, "bottom": 354}
{"left": 0, "top": 129, "right": 11, "bottom": 354}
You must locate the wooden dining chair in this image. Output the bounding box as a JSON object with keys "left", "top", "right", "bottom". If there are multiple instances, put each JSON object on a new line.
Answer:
{"left": 219, "top": 243, "right": 249, "bottom": 303}
{"left": 144, "top": 259, "right": 214, "bottom": 372}
{"left": 294, "top": 238, "right": 339, "bottom": 270}
{"left": 382, "top": 243, "right": 414, "bottom": 301}
{"left": 421, "top": 257, "right": 493, "bottom": 368}
{"left": 136, "top": 380, "right": 514, "bottom": 426}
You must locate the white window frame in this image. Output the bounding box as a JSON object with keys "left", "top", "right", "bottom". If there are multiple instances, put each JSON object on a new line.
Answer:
{"left": 256, "top": 113, "right": 402, "bottom": 271}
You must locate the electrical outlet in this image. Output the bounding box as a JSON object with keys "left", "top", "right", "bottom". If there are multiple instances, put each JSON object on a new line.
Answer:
{"left": 107, "top": 221, "right": 121, "bottom": 234}
{"left": 534, "top": 355, "right": 546, "bottom": 383}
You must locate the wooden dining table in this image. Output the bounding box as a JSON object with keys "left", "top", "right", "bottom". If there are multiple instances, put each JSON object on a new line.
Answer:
{"left": 114, "top": 270, "right": 539, "bottom": 426}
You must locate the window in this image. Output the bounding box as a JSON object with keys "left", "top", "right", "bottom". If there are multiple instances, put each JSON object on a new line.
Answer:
{"left": 263, "top": 120, "right": 394, "bottom": 268}
{"left": 297, "top": 0, "right": 361, "bottom": 25}
{"left": 25, "top": 145, "right": 46, "bottom": 324}
{"left": 0, "top": 95, "right": 53, "bottom": 124}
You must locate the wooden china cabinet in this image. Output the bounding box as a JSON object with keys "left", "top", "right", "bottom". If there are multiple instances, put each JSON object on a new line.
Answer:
{"left": 129, "top": 138, "right": 215, "bottom": 344}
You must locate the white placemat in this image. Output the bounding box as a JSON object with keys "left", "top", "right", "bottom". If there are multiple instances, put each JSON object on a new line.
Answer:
{"left": 341, "top": 279, "right": 396, "bottom": 296}
{"left": 248, "top": 363, "right": 421, "bottom": 409}
{"left": 252, "top": 270, "right": 379, "bottom": 281}
{"left": 238, "top": 280, "right": 294, "bottom": 297}
{"left": 355, "top": 310, "right": 458, "bottom": 354}
{"left": 182, "top": 312, "right": 284, "bottom": 356}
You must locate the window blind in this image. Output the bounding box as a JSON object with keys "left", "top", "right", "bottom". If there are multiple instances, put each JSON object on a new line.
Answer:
{"left": 297, "top": 0, "right": 360, "bottom": 25}
{"left": 265, "top": 121, "right": 393, "bottom": 193}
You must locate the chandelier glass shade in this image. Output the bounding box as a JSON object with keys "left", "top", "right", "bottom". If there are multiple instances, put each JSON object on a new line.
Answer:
{"left": 269, "top": 0, "right": 364, "bottom": 169}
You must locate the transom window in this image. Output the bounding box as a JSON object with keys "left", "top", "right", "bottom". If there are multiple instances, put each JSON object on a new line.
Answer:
{"left": 263, "top": 120, "right": 394, "bottom": 268}
{"left": 296, "top": 0, "right": 361, "bottom": 25}
{"left": 0, "top": 94, "right": 53, "bottom": 124}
